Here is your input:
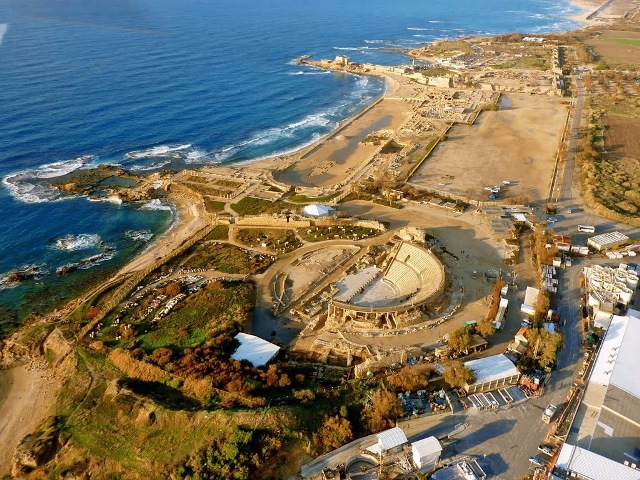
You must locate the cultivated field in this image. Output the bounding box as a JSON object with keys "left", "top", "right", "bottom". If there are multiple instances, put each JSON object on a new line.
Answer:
{"left": 587, "top": 30, "right": 640, "bottom": 66}
{"left": 410, "top": 93, "right": 568, "bottom": 203}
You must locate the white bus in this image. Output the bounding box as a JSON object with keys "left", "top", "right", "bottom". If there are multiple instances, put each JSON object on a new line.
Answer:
{"left": 578, "top": 225, "right": 595, "bottom": 233}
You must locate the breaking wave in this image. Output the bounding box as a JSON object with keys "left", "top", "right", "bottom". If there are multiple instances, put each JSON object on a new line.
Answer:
{"left": 125, "top": 144, "right": 191, "bottom": 159}
{"left": 3, "top": 155, "right": 95, "bottom": 203}
{"left": 139, "top": 199, "right": 172, "bottom": 211}
{"left": 53, "top": 233, "right": 102, "bottom": 251}
{"left": 125, "top": 229, "right": 153, "bottom": 242}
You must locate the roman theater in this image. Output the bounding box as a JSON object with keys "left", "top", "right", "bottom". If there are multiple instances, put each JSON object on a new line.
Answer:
{"left": 326, "top": 241, "right": 446, "bottom": 329}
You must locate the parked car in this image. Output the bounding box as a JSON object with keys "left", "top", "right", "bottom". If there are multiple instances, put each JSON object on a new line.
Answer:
{"left": 538, "top": 444, "right": 555, "bottom": 456}
{"left": 529, "top": 456, "right": 547, "bottom": 467}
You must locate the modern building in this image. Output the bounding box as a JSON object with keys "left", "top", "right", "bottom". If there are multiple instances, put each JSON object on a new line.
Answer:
{"left": 521, "top": 286, "right": 539, "bottom": 316}
{"left": 587, "top": 231, "right": 630, "bottom": 252}
{"left": 555, "top": 443, "right": 640, "bottom": 480}
{"left": 569, "top": 309, "right": 640, "bottom": 465}
{"left": 231, "top": 332, "right": 280, "bottom": 367}
{"left": 412, "top": 436, "right": 442, "bottom": 472}
{"left": 463, "top": 354, "right": 520, "bottom": 393}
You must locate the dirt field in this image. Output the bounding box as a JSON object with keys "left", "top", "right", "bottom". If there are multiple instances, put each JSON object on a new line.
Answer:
{"left": 605, "top": 115, "right": 640, "bottom": 159}
{"left": 410, "top": 93, "right": 568, "bottom": 203}
{"left": 587, "top": 30, "right": 640, "bottom": 65}
{"left": 277, "top": 98, "right": 413, "bottom": 188}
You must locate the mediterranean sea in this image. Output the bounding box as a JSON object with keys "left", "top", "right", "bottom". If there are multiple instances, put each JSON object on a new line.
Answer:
{"left": 0, "top": 0, "right": 582, "bottom": 319}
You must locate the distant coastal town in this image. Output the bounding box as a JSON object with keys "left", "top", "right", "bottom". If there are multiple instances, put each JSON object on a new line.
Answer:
{"left": 2, "top": 0, "right": 640, "bottom": 479}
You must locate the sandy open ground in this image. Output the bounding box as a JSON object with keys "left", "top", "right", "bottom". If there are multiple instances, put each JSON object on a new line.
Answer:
{"left": 0, "top": 363, "right": 57, "bottom": 474}
{"left": 410, "top": 93, "right": 568, "bottom": 203}
{"left": 276, "top": 97, "right": 413, "bottom": 188}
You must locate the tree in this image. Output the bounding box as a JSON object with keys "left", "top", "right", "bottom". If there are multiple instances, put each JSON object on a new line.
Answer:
{"left": 362, "top": 388, "right": 404, "bottom": 433}
{"left": 312, "top": 415, "right": 353, "bottom": 454}
{"left": 165, "top": 281, "right": 182, "bottom": 296}
{"left": 477, "top": 318, "right": 496, "bottom": 338}
{"left": 448, "top": 326, "right": 472, "bottom": 354}
{"left": 387, "top": 365, "right": 430, "bottom": 391}
{"left": 443, "top": 360, "right": 475, "bottom": 389}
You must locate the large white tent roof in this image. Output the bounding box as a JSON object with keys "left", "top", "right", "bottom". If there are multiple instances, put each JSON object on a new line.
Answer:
{"left": 302, "top": 204, "right": 334, "bottom": 217}
{"left": 231, "top": 332, "right": 280, "bottom": 367}
{"left": 366, "top": 427, "right": 408, "bottom": 455}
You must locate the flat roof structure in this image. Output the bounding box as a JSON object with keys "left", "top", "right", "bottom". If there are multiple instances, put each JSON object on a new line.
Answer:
{"left": 464, "top": 354, "right": 520, "bottom": 393}
{"left": 231, "top": 332, "right": 280, "bottom": 367}
{"left": 555, "top": 443, "right": 640, "bottom": 480}
{"left": 569, "top": 309, "right": 640, "bottom": 463}
{"left": 587, "top": 231, "right": 630, "bottom": 251}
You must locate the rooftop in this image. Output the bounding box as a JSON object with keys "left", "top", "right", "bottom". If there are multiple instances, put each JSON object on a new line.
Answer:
{"left": 231, "top": 332, "right": 280, "bottom": 367}
{"left": 465, "top": 354, "right": 519, "bottom": 385}
{"left": 556, "top": 443, "right": 640, "bottom": 480}
{"left": 589, "top": 309, "right": 640, "bottom": 399}
{"left": 588, "top": 231, "right": 630, "bottom": 246}
{"left": 412, "top": 436, "right": 442, "bottom": 457}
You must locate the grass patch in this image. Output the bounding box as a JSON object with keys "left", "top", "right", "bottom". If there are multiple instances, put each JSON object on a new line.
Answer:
{"left": 204, "top": 199, "right": 226, "bottom": 213}
{"left": 494, "top": 56, "right": 548, "bottom": 70}
{"left": 604, "top": 37, "right": 640, "bottom": 47}
{"left": 135, "top": 281, "right": 255, "bottom": 352}
{"left": 179, "top": 243, "right": 274, "bottom": 274}
{"left": 236, "top": 228, "right": 302, "bottom": 253}
{"left": 202, "top": 225, "right": 229, "bottom": 241}
{"left": 231, "top": 197, "right": 290, "bottom": 216}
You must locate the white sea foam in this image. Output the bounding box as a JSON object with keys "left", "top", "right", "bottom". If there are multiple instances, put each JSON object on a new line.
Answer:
{"left": 363, "top": 39, "right": 385, "bottom": 44}
{"left": 3, "top": 155, "right": 95, "bottom": 203}
{"left": 128, "top": 159, "right": 172, "bottom": 171}
{"left": 54, "top": 233, "right": 101, "bottom": 251}
{"left": 125, "top": 229, "right": 153, "bottom": 242}
{"left": 428, "top": 20, "right": 442, "bottom": 23}
{"left": 125, "top": 144, "right": 191, "bottom": 159}
{"left": 288, "top": 71, "right": 305, "bottom": 75}
{"left": 88, "top": 195, "right": 123, "bottom": 205}
{"left": 211, "top": 110, "right": 339, "bottom": 163}
{"left": 184, "top": 148, "right": 211, "bottom": 164}
{"left": 139, "top": 199, "right": 172, "bottom": 211}
{"left": 407, "top": 27, "right": 430, "bottom": 31}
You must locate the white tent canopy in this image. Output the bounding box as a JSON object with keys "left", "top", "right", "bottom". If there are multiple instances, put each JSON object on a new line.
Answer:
{"left": 231, "top": 332, "right": 280, "bottom": 367}
{"left": 366, "top": 427, "right": 408, "bottom": 455}
{"left": 303, "top": 204, "right": 334, "bottom": 217}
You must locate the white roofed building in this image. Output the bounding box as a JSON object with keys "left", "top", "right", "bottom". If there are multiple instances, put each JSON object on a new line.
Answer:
{"left": 463, "top": 354, "right": 520, "bottom": 393}
{"left": 569, "top": 309, "right": 640, "bottom": 465}
{"left": 365, "top": 427, "right": 408, "bottom": 456}
{"left": 521, "top": 286, "right": 539, "bottom": 316}
{"left": 555, "top": 443, "right": 640, "bottom": 480}
{"left": 412, "top": 436, "right": 442, "bottom": 472}
{"left": 231, "top": 332, "right": 280, "bottom": 367}
{"left": 587, "top": 231, "right": 630, "bottom": 251}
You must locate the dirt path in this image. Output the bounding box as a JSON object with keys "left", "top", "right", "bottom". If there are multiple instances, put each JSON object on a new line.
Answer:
{"left": 0, "top": 363, "right": 57, "bottom": 475}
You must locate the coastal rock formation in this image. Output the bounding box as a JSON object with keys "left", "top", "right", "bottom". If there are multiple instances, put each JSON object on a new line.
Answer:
{"left": 11, "top": 416, "right": 60, "bottom": 476}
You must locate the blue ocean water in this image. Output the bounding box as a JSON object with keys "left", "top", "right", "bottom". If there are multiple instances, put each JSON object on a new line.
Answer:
{"left": 0, "top": 0, "right": 582, "bottom": 317}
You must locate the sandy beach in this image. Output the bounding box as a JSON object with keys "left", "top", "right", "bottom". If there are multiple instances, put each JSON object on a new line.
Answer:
{"left": 0, "top": 363, "right": 57, "bottom": 474}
